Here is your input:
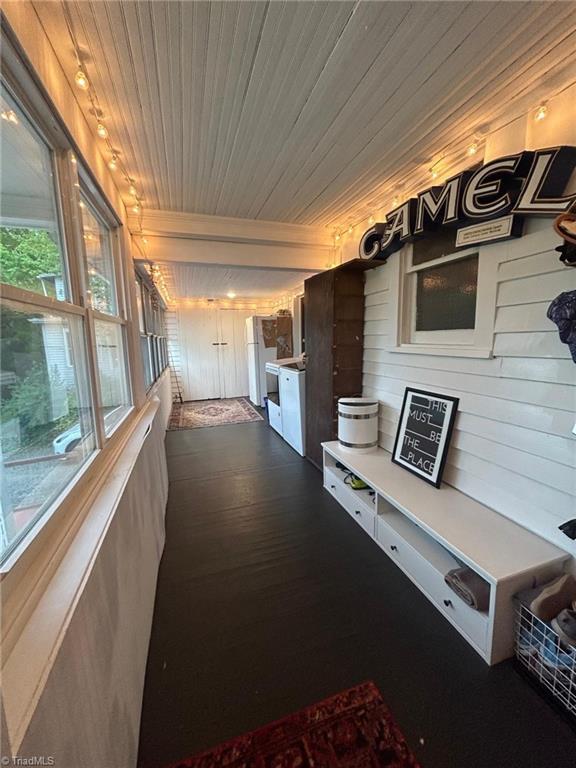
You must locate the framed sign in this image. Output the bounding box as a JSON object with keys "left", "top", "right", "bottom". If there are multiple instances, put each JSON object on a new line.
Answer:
{"left": 392, "top": 388, "right": 459, "bottom": 488}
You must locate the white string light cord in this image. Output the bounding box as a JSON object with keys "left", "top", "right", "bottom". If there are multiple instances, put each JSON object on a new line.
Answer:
{"left": 61, "top": 2, "right": 144, "bottom": 226}
{"left": 330, "top": 77, "right": 576, "bottom": 245}
{"left": 61, "top": 3, "right": 173, "bottom": 304}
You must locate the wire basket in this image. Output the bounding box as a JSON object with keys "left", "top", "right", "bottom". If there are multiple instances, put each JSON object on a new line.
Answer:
{"left": 514, "top": 601, "right": 576, "bottom": 716}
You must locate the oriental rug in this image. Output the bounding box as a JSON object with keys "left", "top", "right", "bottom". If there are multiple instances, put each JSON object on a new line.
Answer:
{"left": 164, "top": 681, "right": 420, "bottom": 768}
{"left": 168, "top": 398, "right": 263, "bottom": 430}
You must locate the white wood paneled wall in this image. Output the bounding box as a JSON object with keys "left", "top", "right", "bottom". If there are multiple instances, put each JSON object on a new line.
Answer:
{"left": 362, "top": 221, "right": 576, "bottom": 556}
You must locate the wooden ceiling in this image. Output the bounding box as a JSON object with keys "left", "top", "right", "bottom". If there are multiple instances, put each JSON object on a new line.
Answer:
{"left": 32, "top": 1, "right": 576, "bottom": 230}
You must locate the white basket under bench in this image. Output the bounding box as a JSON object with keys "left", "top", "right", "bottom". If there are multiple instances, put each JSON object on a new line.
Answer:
{"left": 322, "top": 441, "right": 569, "bottom": 665}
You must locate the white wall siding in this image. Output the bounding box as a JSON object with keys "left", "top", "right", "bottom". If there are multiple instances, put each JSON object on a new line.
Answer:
{"left": 362, "top": 224, "right": 576, "bottom": 556}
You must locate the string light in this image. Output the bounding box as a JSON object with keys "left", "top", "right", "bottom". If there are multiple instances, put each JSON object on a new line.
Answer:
{"left": 326, "top": 80, "right": 574, "bottom": 239}
{"left": 368, "top": 215, "right": 374, "bottom": 224}
{"left": 348, "top": 225, "right": 354, "bottom": 233}
{"left": 227, "top": 291, "right": 236, "bottom": 299}
{"left": 1, "top": 109, "right": 18, "bottom": 124}
{"left": 74, "top": 68, "right": 89, "bottom": 90}
{"left": 335, "top": 232, "right": 341, "bottom": 241}
{"left": 96, "top": 122, "right": 108, "bottom": 139}
{"left": 63, "top": 3, "right": 146, "bottom": 226}
{"left": 129, "top": 182, "right": 138, "bottom": 197}
{"left": 392, "top": 195, "right": 400, "bottom": 208}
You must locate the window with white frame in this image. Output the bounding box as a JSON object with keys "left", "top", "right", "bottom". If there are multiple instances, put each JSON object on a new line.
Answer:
{"left": 0, "top": 73, "right": 133, "bottom": 564}
{"left": 135, "top": 270, "right": 168, "bottom": 390}
{"left": 399, "top": 235, "right": 496, "bottom": 356}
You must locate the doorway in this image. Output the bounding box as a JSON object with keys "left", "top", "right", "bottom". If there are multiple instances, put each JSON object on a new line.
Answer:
{"left": 178, "top": 305, "right": 253, "bottom": 401}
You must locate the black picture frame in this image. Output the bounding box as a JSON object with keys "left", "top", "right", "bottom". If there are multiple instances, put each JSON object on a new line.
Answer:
{"left": 391, "top": 387, "right": 459, "bottom": 488}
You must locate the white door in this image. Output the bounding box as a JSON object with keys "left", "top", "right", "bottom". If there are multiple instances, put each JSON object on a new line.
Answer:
{"left": 178, "top": 306, "right": 221, "bottom": 400}
{"left": 177, "top": 306, "right": 252, "bottom": 401}
{"left": 217, "top": 309, "right": 252, "bottom": 398}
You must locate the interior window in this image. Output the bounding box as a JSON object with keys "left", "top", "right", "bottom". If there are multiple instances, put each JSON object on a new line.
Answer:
{"left": 415, "top": 254, "right": 478, "bottom": 332}
{"left": 0, "top": 83, "right": 67, "bottom": 300}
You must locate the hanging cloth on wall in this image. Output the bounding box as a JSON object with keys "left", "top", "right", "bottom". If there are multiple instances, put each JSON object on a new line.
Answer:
{"left": 547, "top": 291, "right": 576, "bottom": 363}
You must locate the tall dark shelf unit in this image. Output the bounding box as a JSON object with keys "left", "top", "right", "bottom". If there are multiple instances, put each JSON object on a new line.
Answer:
{"left": 304, "top": 259, "right": 381, "bottom": 469}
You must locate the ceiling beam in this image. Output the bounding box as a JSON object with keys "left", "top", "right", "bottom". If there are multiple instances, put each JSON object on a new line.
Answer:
{"left": 128, "top": 209, "right": 333, "bottom": 248}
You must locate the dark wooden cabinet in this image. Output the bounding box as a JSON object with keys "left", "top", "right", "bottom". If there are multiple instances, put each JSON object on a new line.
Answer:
{"left": 304, "top": 259, "right": 379, "bottom": 469}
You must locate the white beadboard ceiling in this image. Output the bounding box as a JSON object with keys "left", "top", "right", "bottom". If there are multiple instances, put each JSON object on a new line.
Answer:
{"left": 148, "top": 261, "right": 311, "bottom": 300}
{"left": 32, "top": 1, "right": 576, "bottom": 230}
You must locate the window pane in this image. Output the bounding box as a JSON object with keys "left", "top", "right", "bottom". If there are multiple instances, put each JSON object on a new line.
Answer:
{"left": 81, "top": 196, "right": 117, "bottom": 315}
{"left": 0, "top": 299, "right": 95, "bottom": 561}
{"left": 135, "top": 278, "right": 145, "bottom": 333}
{"left": 94, "top": 320, "right": 131, "bottom": 434}
{"left": 416, "top": 254, "right": 478, "bottom": 331}
{"left": 140, "top": 335, "right": 152, "bottom": 390}
{"left": 0, "top": 84, "right": 67, "bottom": 300}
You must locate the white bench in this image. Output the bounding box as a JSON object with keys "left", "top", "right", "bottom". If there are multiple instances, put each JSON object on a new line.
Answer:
{"left": 322, "top": 441, "right": 569, "bottom": 664}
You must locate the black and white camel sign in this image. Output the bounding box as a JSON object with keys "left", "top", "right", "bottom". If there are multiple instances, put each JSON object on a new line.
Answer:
{"left": 392, "top": 388, "right": 459, "bottom": 488}
{"left": 360, "top": 145, "right": 576, "bottom": 261}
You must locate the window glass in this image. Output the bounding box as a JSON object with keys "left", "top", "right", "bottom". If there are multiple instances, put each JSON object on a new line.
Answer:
{"left": 140, "top": 335, "right": 153, "bottom": 390}
{"left": 416, "top": 254, "right": 478, "bottom": 332}
{"left": 93, "top": 320, "right": 131, "bottom": 434}
{"left": 80, "top": 196, "right": 117, "bottom": 315}
{"left": 0, "top": 298, "right": 95, "bottom": 560}
{"left": 135, "top": 278, "right": 145, "bottom": 333}
{"left": 0, "top": 84, "right": 67, "bottom": 300}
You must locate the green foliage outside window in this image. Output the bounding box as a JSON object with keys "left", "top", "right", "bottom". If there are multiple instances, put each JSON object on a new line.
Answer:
{"left": 0, "top": 227, "right": 62, "bottom": 294}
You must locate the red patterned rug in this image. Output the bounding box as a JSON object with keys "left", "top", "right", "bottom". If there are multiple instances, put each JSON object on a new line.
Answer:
{"left": 164, "top": 682, "right": 420, "bottom": 768}
{"left": 168, "top": 398, "right": 263, "bottom": 430}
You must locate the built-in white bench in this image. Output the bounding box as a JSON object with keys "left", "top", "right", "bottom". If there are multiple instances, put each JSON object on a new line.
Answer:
{"left": 322, "top": 441, "right": 569, "bottom": 665}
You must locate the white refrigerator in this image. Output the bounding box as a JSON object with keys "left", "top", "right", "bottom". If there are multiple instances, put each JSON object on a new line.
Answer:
{"left": 246, "top": 316, "right": 277, "bottom": 407}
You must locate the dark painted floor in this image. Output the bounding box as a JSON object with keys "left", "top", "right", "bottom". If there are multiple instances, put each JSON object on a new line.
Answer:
{"left": 138, "top": 420, "right": 576, "bottom": 768}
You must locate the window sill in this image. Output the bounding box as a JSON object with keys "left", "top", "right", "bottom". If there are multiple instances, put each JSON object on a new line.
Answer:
{"left": 1, "top": 398, "right": 160, "bottom": 752}
{"left": 389, "top": 344, "right": 493, "bottom": 359}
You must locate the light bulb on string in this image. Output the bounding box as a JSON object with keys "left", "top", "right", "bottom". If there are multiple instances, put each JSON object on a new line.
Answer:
{"left": 392, "top": 195, "right": 400, "bottom": 208}
{"left": 1, "top": 110, "right": 18, "bottom": 124}
{"left": 108, "top": 154, "right": 118, "bottom": 171}
{"left": 75, "top": 68, "right": 89, "bottom": 91}
{"left": 129, "top": 182, "right": 138, "bottom": 197}
{"left": 335, "top": 232, "right": 341, "bottom": 242}
{"left": 96, "top": 122, "right": 108, "bottom": 139}
{"left": 534, "top": 104, "right": 548, "bottom": 122}
{"left": 368, "top": 215, "right": 375, "bottom": 225}
{"left": 132, "top": 202, "right": 141, "bottom": 214}
{"left": 348, "top": 225, "right": 354, "bottom": 234}
{"left": 467, "top": 142, "right": 479, "bottom": 156}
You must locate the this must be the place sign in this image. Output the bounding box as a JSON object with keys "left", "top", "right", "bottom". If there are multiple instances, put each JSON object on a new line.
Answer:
{"left": 392, "top": 388, "right": 459, "bottom": 488}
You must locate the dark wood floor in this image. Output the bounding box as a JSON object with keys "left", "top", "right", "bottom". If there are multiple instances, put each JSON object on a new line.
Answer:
{"left": 138, "top": 420, "right": 576, "bottom": 768}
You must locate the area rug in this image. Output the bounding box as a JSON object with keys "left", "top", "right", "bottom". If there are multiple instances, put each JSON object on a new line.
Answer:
{"left": 164, "top": 681, "right": 420, "bottom": 768}
{"left": 168, "top": 397, "right": 263, "bottom": 430}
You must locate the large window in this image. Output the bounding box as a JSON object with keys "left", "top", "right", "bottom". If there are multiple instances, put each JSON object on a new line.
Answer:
{"left": 0, "top": 76, "right": 133, "bottom": 563}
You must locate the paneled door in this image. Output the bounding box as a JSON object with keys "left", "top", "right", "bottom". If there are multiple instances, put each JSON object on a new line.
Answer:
{"left": 177, "top": 306, "right": 252, "bottom": 400}
{"left": 217, "top": 308, "right": 252, "bottom": 398}
{"left": 178, "top": 306, "right": 221, "bottom": 400}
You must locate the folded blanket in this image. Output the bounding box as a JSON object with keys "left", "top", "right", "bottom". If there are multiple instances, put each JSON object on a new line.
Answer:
{"left": 444, "top": 567, "right": 490, "bottom": 612}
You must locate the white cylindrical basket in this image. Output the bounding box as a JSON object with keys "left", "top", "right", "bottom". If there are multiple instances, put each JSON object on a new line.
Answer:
{"left": 338, "top": 398, "right": 379, "bottom": 453}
